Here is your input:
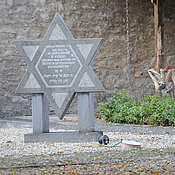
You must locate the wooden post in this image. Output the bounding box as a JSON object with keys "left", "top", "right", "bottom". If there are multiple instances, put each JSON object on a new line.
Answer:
{"left": 152, "top": 0, "right": 165, "bottom": 72}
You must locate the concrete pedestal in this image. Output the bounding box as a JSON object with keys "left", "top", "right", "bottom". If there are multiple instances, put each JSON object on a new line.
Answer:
{"left": 24, "top": 131, "right": 103, "bottom": 143}
{"left": 25, "top": 93, "right": 103, "bottom": 143}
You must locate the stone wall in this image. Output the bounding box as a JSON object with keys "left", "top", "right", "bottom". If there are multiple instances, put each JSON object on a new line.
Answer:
{"left": 0, "top": 0, "right": 175, "bottom": 117}
{"left": 164, "top": 1, "right": 175, "bottom": 64}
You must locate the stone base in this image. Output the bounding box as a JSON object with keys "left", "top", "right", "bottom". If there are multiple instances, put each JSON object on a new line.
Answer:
{"left": 24, "top": 131, "right": 103, "bottom": 143}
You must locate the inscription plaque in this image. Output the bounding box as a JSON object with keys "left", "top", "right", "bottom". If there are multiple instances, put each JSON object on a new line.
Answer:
{"left": 36, "top": 45, "right": 82, "bottom": 87}
{"left": 14, "top": 13, "right": 105, "bottom": 119}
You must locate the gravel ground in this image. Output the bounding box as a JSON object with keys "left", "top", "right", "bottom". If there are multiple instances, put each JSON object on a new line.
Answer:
{"left": 0, "top": 117, "right": 175, "bottom": 174}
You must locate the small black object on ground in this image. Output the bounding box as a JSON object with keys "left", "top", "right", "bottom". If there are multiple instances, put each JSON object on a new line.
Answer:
{"left": 98, "top": 135, "right": 109, "bottom": 145}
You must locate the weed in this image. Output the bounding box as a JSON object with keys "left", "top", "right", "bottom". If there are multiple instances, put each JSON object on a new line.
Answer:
{"left": 97, "top": 90, "right": 175, "bottom": 126}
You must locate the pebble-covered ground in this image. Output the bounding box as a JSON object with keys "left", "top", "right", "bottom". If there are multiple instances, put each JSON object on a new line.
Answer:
{"left": 0, "top": 118, "right": 175, "bottom": 174}
{"left": 0, "top": 128, "right": 175, "bottom": 158}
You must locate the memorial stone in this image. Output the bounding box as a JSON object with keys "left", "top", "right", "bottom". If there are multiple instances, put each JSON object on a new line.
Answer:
{"left": 14, "top": 13, "right": 105, "bottom": 142}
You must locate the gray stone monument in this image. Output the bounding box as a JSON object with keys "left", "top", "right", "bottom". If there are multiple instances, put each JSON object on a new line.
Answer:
{"left": 14, "top": 13, "right": 105, "bottom": 143}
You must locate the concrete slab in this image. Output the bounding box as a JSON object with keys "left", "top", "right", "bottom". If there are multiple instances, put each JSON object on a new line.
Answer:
{"left": 24, "top": 131, "right": 103, "bottom": 143}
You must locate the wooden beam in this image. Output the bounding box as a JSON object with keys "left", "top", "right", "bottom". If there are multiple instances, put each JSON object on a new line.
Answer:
{"left": 151, "top": 0, "right": 156, "bottom": 4}
{"left": 153, "top": 0, "right": 164, "bottom": 72}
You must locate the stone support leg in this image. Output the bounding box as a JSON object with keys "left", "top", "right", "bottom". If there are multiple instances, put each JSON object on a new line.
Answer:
{"left": 32, "top": 94, "right": 49, "bottom": 134}
{"left": 78, "top": 93, "right": 95, "bottom": 132}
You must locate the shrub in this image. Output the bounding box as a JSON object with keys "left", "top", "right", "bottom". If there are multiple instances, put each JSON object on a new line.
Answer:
{"left": 97, "top": 90, "right": 175, "bottom": 126}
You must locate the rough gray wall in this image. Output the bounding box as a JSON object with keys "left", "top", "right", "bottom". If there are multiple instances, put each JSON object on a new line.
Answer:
{"left": 0, "top": 0, "right": 175, "bottom": 117}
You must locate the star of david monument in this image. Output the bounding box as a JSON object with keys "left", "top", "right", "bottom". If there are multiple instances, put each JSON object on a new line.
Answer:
{"left": 14, "top": 13, "right": 105, "bottom": 142}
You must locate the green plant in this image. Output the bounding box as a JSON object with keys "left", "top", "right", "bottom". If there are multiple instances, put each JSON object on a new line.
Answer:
{"left": 97, "top": 90, "right": 175, "bottom": 126}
